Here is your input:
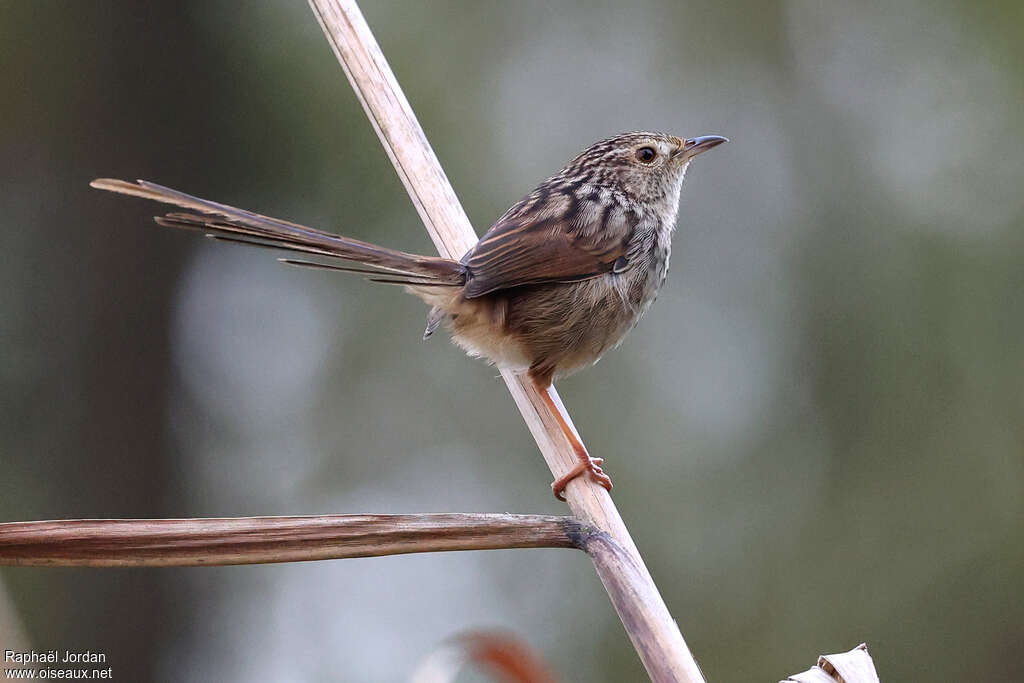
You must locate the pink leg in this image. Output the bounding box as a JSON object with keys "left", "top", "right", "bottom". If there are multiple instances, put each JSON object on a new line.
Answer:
{"left": 535, "top": 381, "right": 613, "bottom": 501}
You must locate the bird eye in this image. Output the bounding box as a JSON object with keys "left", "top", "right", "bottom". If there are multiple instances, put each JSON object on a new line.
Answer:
{"left": 635, "top": 146, "right": 657, "bottom": 163}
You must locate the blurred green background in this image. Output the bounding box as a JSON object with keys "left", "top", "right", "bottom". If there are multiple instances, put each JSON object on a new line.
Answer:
{"left": 1, "top": 1, "right": 1022, "bottom": 681}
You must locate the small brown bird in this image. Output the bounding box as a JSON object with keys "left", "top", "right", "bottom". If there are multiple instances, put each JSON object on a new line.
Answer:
{"left": 92, "top": 131, "right": 726, "bottom": 500}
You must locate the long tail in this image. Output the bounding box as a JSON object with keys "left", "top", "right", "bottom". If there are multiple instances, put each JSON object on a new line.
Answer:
{"left": 90, "top": 179, "right": 466, "bottom": 288}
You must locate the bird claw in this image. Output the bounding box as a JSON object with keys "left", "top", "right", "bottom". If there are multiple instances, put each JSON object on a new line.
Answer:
{"left": 551, "top": 456, "right": 613, "bottom": 501}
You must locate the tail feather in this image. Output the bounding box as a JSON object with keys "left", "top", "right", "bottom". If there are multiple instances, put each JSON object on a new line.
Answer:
{"left": 91, "top": 179, "right": 466, "bottom": 284}
{"left": 277, "top": 258, "right": 461, "bottom": 287}
{"left": 155, "top": 213, "right": 356, "bottom": 262}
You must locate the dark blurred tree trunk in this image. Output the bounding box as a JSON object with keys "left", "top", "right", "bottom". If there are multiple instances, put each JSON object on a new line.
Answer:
{"left": 0, "top": 3, "right": 227, "bottom": 680}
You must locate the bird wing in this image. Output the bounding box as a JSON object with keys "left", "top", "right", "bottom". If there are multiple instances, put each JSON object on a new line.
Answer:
{"left": 461, "top": 187, "right": 637, "bottom": 298}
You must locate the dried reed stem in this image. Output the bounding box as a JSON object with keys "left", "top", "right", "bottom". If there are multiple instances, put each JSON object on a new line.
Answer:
{"left": 0, "top": 514, "right": 581, "bottom": 568}
{"left": 306, "top": 2, "right": 705, "bottom": 681}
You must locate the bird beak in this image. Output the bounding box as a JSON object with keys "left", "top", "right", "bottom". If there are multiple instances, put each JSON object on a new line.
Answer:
{"left": 677, "top": 135, "right": 728, "bottom": 160}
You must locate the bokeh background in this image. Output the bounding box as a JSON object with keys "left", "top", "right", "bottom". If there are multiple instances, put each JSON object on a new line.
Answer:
{"left": 2, "top": 1, "right": 1022, "bottom": 681}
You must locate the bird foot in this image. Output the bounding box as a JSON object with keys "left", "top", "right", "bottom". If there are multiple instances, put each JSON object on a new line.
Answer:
{"left": 551, "top": 456, "right": 613, "bottom": 501}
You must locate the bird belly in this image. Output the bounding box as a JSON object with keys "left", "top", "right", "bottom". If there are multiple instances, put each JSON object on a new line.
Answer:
{"left": 500, "top": 270, "right": 662, "bottom": 379}
{"left": 549, "top": 274, "right": 660, "bottom": 377}
{"left": 438, "top": 256, "right": 665, "bottom": 378}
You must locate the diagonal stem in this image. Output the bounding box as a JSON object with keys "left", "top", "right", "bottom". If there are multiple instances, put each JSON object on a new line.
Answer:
{"left": 307, "top": 2, "right": 706, "bottom": 681}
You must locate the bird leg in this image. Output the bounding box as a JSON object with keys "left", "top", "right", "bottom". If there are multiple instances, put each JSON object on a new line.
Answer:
{"left": 534, "top": 380, "right": 613, "bottom": 501}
